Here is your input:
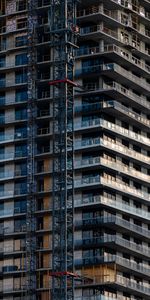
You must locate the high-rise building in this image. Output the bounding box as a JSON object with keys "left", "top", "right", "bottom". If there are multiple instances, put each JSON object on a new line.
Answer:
{"left": 74, "top": 1, "right": 150, "bottom": 299}
{"left": 0, "top": 0, "right": 150, "bottom": 300}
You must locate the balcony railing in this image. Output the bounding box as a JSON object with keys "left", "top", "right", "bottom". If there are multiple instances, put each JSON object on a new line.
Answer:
{"left": 104, "top": 81, "right": 150, "bottom": 109}
{"left": 75, "top": 254, "right": 150, "bottom": 276}
{"left": 75, "top": 63, "right": 150, "bottom": 93}
{"left": 105, "top": 100, "right": 150, "bottom": 127}
{"left": 75, "top": 118, "right": 150, "bottom": 147}
{"left": 76, "top": 274, "right": 150, "bottom": 295}
{"left": 75, "top": 195, "right": 150, "bottom": 219}
{"left": 75, "top": 156, "right": 150, "bottom": 183}
{"left": 75, "top": 215, "right": 150, "bottom": 239}
{"left": 76, "top": 44, "right": 150, "bottom": 74}
{"left": 75, "top": 235, "right": 150, "bottom": 257}
{"left": 102, "top": 139, "right": 150, "bottom": 165}
{"left": 75, "top": 295, "right": 134, "bottom": 300}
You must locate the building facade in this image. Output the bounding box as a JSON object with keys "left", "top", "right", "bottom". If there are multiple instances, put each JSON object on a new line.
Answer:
{"left": 74, "top": 0, "right": 150, "bottom": 299}
{"left": 0, "top": 0, "right": 150, "bottom": 300}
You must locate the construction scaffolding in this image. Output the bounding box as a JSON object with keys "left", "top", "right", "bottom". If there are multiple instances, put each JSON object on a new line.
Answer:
{"left": 49, "top": 0, "right": 78, "bottom": 299}
{"left": 26, "top": 0, "right": 37, "bottom": 299}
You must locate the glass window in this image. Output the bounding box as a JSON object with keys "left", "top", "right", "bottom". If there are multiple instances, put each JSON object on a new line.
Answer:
{"left": 14, "top": 218, "right": 26, "bottom": 231}
{"left": 0, "top": 74, "right": 5, "bottom": 87}
{"left": 15, "top": 71, "right": 27, "bottom": 84}
{"left": 15, "top": 35, "right": 27, "bottom": 47}
{"left": 15, "top": 108, "right": 27, "bottom": 120}
{"left": 14, "top": 200, "right": 26, "bottom": 213}
{"left": 15, "top": 144, "right": 27, "bottom": 157}
{"left": 16, "top": 89, "right": 27, "bottom": 102}
{"left": 0, "top": 56, "right": 5, "bottom": 68}
{"left": 15, "top": 162, "right": 27, "bottom": 176}
{"left": 15, "top": 181, "right": 27, "bottom": 195}
{"left": 0, "top": 92, "right": 5, "bottom": 105}
{"left": 15, "top": 53, "right": 27, "bottom": 66}
{"left": 15, "top": 126, "right": 27, "bottom": 139}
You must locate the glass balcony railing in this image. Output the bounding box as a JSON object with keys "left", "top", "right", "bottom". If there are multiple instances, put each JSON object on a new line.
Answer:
{"left": 75, "top": 254, "right": 150, "bottom": 276}
{"left": 0, "top": 132, "right": 27, "bottom": 143}
{"left": 75, "top": 137, "right": 101, "bottom": 149}
{"left": 75, "top": 295, "right": 134, "bottom": 300}
{"left": 75, "top": 119, "right": 150, "bottom": 147}
{"left": 102, "top": 139, "right": 150, "bottom": 165}
{"left": 75, "top": 63, "right": 150, "bottom": 93}
{"left": 76, "top": 44, "right": 150, "bottom": 74}
{"left": 104, "top": 81, "right": 150, "bottom": 109}
{"left": 75, "top": 215, "right": 150, "bottom": 238}
{"left": 75, "top": 235, "right": 150, "bottom": 257}
{"left": 101, "top": 178, "right": 150, "bottom": 203}
{"left": 76, "top": 274, "right": 150, "bottom": 295}
{"left": 75, "top": 195, "right": 150, "bottom": 219}
{"left": 80, "top": 25, "right": 118, "bottom": 40}
{"left": 75, "top": 156, "right": 150, "bottom": 183}
{"left": 79, "top": 23, "right": 150, "bottom": 58}
{"left": 104, "top": 100, "right": 150, "bottom": 127}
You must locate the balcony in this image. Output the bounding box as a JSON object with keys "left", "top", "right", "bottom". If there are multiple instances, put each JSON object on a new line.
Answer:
{"left": 37, "top": 127, "right": 50, "bottom": 136}
{"left": 77, "top": 274, "right": 150, "bottom": 297}
{"left": 104, "top": 81, "right": 150, "bottom": 110}
{"left": 75, "top": 235, "right": 150, "bottom": 258}
{"left": 75, "top": 156, "right": 150, "bottom": 184}
{"left": 79, "top": 24, "right": 150, "bottom": 59}
{"left": 75, "top": 215, "right": 150, "bottom": 240}
{"left": 75, "top": 63, "right": 150, "bottom": 95}
{"left": 80, "top": 25, "right": 118, "bottom": 42}
{"left": 75, "top": 119, "right": 150, "bottom": 148}
{"left": 75, "top": 295, "right": 134, "bottom": 300}
{"left": 102, "top": 139, "right": 150, "bottom": 167}
{"left": 75, "top": 100, "right": 149, "bottom": 129}
{"left": 76, "top": 81, "right": 150, "bottom": 111}
{"left": 76, "top": 44, "right": 150, "bottom": 76}
{"left": 75, "top": 137, "right": 102, "bottom": 150}
{"left": 75, "top": 195, "right": 150, "bottom": 219}
{"left": 0, "top": 207, "right": 26, "bottom": 219}
{"left": 0, "top": 133, "right": 27, "bottom": 144}
{"left": 75, "top": 254, "right": 150, "bottom": 277}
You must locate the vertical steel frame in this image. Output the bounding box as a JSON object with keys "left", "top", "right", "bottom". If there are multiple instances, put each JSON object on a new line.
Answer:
{"left": 50, "top": 1, "right": 77, "bottom": 299}
{"left": 26, "top": 0, "right": 37, "bottom": 299}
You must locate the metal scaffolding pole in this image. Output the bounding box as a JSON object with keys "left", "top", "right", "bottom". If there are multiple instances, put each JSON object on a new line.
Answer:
{"left": 49, "top": 1, "right": 78, "bottom": 299}
{"left": 26, "top": 0, "right": 37, "bottom": 299}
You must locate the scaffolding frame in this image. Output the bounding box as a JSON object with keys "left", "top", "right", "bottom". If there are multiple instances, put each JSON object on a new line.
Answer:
{"left": 26, "top": 0, "right": 37, "bottom": 299}
{"left": 49, "top": 0, "right": 77, "bottom": 299}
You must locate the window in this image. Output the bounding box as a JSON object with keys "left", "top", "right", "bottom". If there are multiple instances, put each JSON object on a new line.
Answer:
{"left": 0, "top": 185, "right": 4, "bottom": 196}
{"left": 15, "top": 126, "right": 27, "bottom": 139}
{"left": 14, "top": 200, "right": 26, "bottom": 213}
{"left": 0, "top": 92, "right": 5, "bottom": 105}
{"left": 17, "top": 18, "right": 27, "bottom": 30}
{"left": 0, "top": 74, "right": 5, "bottom": 87}
{"left": 16, "top": 89, "right": 27, "bottom": 102}
{"left": 15, "top": 71, "right": 27, "bottom": 84}
{"left": 15, "top": 144, "right": 27, "bottom": 157}
{"left": 0, "top": 147, "right": 4, "bottom": 160}
{"left": 14, "top": 218, "right": 26, "bottom": 232}
{"left": 0, "top": 203, "right": 4, "bottom": 216}
{"left": 15, "top": 163, "right": 27, "bottom": 176}
{"left": 0, "top": 129, "right": 4, "bottom": 141}
{"left": 15, "top": 181, "right": 27, "bottom": 195}
{"left": 15, "top": 108, "right": 27, "bottom": 120}
{"left": 0, "top": 56, "right": 5, "bottom": 68}
{"left": 15, "top": 53, "right": 27, "bottom": 66}
{"left": 16, "top": 0, "right": 27, "bottom": 11}
{"left": 0, "top": 111, "right": 4, "bottom": 124}
{"left": 15, "top": 35, "right": 27, "bottom": 47}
